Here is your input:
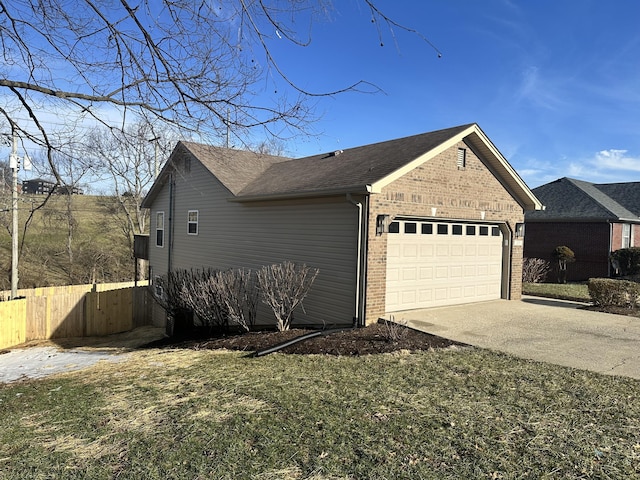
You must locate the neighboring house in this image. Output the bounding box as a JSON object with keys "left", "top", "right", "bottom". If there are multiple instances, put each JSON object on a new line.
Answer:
{"left": 525, "top": 177, "right": 640, "bottom": 281}
{"left": 142, "top": 123, "right": 542, "bottom": 328}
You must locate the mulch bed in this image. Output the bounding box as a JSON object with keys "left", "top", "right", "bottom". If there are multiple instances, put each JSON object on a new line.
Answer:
{"left": 146, "top": 323, "right": 467, "bottom": 356}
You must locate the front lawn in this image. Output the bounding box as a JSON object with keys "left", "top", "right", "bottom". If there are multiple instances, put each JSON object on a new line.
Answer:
{"left": 1, "top": 348, "right": 639, "bottom": 478}
{"left": 523, "top": 282, "right": 591, "bottom": 302}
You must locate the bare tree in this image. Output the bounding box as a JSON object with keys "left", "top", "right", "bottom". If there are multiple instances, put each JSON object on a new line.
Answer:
{"left": 257, "top": 261, "right": 319, "bottom": 331}
{"left": 0, "top": 1, "right": 440, "bottom": 184}
{"left": 86, "top": 121, "right": 175, "bottom": 249}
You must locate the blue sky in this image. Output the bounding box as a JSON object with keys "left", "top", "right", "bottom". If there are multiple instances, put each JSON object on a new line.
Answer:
{"left": 260, "top": 0, "right": 640, "bottom": 188}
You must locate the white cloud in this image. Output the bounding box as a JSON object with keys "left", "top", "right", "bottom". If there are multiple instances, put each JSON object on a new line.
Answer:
{"left": 592, "top": 149, "right": 640, "bottom": 172}
{"left": 552, "top": 149, "right": 640, "bottom": 185}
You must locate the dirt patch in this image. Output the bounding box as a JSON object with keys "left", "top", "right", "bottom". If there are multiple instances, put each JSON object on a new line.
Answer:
{"left": 18, "top": 326, "right": 167, "bottom": 351}
{"left": 146, "top": 323, "right": 467, "bottom": 355}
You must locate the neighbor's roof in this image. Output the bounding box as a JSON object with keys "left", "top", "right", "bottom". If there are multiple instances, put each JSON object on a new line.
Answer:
{"left": 526, "top": 177, "right": 640, "bottom": 222}
{"left": 144, "top": 123, "right": 542, "bottom": 211}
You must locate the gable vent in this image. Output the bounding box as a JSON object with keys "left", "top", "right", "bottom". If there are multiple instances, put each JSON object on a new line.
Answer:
{"left": 457, "top": 148, "right": 466, "bottom": 169}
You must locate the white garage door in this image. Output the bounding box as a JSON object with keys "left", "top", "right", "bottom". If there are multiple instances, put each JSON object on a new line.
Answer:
{"left": 385, "top": 220, "right": 504, "bottom": 312}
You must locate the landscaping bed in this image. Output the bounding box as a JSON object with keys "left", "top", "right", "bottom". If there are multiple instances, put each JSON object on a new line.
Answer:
{"left": 148, "top": 323, "right": 467, "bottom": 355}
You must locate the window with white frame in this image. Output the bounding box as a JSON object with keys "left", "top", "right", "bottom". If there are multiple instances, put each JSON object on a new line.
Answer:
{"left": 156, "top": 212, "right": 164, "bottom": 247}
{"left": 187, "top": 210, "right": 199, "bottom": 235}
{"left": 622, "top": 223, "right": 632, "bottom": 248}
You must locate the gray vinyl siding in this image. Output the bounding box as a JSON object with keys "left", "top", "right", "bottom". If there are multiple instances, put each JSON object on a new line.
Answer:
{"left": 148, "top": 180, "right": 171, "bottom": 280}
{"left": 149, "top": 158, "right": 359, "bottom": 327}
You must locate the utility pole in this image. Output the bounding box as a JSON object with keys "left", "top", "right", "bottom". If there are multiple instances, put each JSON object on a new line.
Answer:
{"left": 9, "top": 127, "right": 18, "bottom": 299}
{"left": 8, "top": 124, "right": 31, "bottom": 299}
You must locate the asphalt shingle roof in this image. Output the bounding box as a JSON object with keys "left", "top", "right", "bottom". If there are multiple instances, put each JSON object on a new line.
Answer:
{"left": 527, "top": 177, "right": 640, "bottom": 221}
{"left": 143, "top": 123, "right": 541, "bottom": 211}
{"left": 236, "top": 124, "right": 473, "bottom": 198}
{"left": 180, "top": 142, "right": 290, "bottom": 195}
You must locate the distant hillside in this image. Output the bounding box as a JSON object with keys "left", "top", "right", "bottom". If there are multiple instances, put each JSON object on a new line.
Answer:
{"left": 0, "top": 194, "right": 141, "bottom": 289}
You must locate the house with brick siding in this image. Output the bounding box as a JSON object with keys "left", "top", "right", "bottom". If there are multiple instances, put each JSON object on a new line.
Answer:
{"left": 142, "top": 123, "right": 542, "bottom": 328}
{"left": 525, "top": 177, "right": 640, "bottom": 281}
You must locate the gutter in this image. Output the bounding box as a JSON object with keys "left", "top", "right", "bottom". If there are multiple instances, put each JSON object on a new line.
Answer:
{"left": 228, "top": 185, "right": 374, "bottom": 203}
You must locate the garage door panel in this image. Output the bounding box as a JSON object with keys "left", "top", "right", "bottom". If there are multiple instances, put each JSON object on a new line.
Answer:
{"left": 420, "top": 245, "right": 434, "bottom": 256}
{"left": 387, "top": 244, "right": 401, "bottom": 258}
{"left": 450, "top": 266, "right": 463, "bottom": 277}
{"left": 435, "top": 266, "right": 448, "bottom": 278}
{"left": 403, "top": 244, "right": 418, "bottom": 257}
{"left": 387, "top": 267, "right": 399, "bottom": 282}
{"left": 402, "top": 267, "right": 417, "bottom": 281}
{"left": 386, "top": 220, "right": 503, "bottom": 312}
{"left": 419, "top": 266, "right": 433, "bottom": 280}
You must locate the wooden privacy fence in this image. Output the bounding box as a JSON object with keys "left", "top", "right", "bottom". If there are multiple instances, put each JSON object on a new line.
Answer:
{"left": 0, "top": 281, "right": 154, "bottom": 350}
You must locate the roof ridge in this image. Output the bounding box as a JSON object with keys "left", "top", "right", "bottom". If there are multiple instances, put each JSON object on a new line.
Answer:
{"left": 566, "top": 177, "right": 637, "bottom": 219}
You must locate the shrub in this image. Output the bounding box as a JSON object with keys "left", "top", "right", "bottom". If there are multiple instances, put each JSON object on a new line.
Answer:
{"left": 522, "top": 257, "right": 550, "bottom": 283}
{"left": 180, "top": 268, "right": 229, "bottom": 331}
{"left": 380, "top": 316, "right": 409, "bottom": 342}
{"left": 552, "top": 246, "right": 575, "bottom": 283}
{"left": 153, "top": 268, "right": 196, "bottom": 334}
{"left": 179, "top": 268, "right": 259, "bottom": 332}
{"left": 588, "top": 278, "right": 640, "bottom": 308}
{"left": 610, "top": 247, "right": 640, "bottom": 276}
{"left": 215, "top": 268, "right": 258, "bottom": 332}
{"left": 257, "top": 261, "right": 319, "bottom": 331}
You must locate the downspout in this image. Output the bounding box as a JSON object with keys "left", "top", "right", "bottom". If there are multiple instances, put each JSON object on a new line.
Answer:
{"left": 168, "top": 172, "right": 175, "bottom": 276}
{"left": 608, "top": 222, "right": 613, "bottom": 277}
{"left": 347, "top": 193, "right": 365, "bottom": 327}
{"left": 164, "top": 172, "right": 176, "bottom": 336}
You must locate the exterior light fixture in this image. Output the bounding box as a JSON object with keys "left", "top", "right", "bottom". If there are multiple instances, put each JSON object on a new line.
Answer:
{"left": 376, "top": 214, "right": 390, "bottom": 235}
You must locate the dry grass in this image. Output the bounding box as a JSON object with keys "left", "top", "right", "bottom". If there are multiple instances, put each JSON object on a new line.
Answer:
{"left": 1, "top": 347, "right": 639, "bottom": 479}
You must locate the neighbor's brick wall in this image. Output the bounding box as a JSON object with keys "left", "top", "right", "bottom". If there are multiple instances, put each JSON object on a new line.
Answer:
{"left": 524, "top": 222, "right": 610, "bottom": 281}
{"left": 364, "top": 140, "right": 526, "bottom": 324}
{"left": 611, "top": 223, "right": 640, "bottom": 250}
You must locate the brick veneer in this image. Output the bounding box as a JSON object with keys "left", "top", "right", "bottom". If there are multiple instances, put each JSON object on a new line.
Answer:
{"left": 364, "top": 140, "right": 526, "bottom": 325}
{"left": 524, "top": 222, "right": 640, "bottom": 281}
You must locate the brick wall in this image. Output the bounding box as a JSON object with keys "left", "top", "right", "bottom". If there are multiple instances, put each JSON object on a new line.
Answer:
{"left": 523, "top": 222, "right": 610, "bottom": 281}
{"left": 364, "top": 140, "right": 526, "bottom": 324}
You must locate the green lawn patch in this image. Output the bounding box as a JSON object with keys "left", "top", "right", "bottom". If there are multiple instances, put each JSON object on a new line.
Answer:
{"left": 1, "top": 348, "right": 639, "bottom": 478}
{"left": 523, "top": 282, "right": 591, "bottom": 302}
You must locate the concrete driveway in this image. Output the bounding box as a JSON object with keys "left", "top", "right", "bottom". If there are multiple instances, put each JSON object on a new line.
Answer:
{"left": 388, "top": 296, "right": 640, "bottom": 380}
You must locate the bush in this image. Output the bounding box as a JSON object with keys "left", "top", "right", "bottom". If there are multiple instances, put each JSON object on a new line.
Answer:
{"left": 610, "top": 247, "right": 640, "bottom": 276}
{"left": 154, "top": 267, "right": 258, "bottom": 334}
{"left": 179, "top": 268, "right": 259, "bottom": 332}
{"left": 257, "top": 261, "right": 319, "bottom": 331}
{"left": 552, "top": 246, "right": 575, "bottom": 284}
{"left": 153, "top": 269, "right": 196, "bottom": 334}
{"left": 588, "top": 278, "right": 640, "bottom": 308}
{"left": 522, "top": 258, "right": 550, "bottom": 283}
